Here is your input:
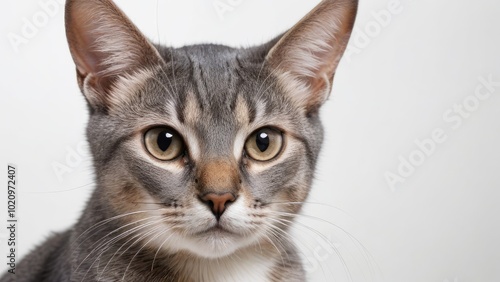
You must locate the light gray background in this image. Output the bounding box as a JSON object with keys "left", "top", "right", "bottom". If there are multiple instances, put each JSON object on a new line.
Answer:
{"left": 1, "top": 0, "right": 499, "bottom": 281}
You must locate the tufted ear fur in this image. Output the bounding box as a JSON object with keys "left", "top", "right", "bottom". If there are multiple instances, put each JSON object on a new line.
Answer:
{"left": 266, "top": 0, "right": 358, "bottom": 114}
{"left": 65, "top": 0, "right": 164, "bottom": 111}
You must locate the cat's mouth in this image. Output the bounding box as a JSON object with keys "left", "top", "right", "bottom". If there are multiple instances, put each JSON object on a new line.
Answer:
{"left": 196, "top": 223, "right": 236, "bottom": 236}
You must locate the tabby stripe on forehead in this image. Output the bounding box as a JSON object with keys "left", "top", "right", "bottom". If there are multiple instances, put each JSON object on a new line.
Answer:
{"left": 244, "top": 95, "right": 257, "bottom": 124}
{"left": 183, "top": 55, "right": 205, "bottom": 111}
{"left": 176, "top": 98, "right": 185, "bottom": 124}
{"left": 233, "top": 56, "right": 245, "bottom": 85}
{"left": 182, "top": 92, "right": 202, "bottom": 125}
{"left": 226, "top": 60, "right": 239, "bottom": 110}
{"left": 229, "top": 57, "right": 247, "bottom": 113}
{"left": 192, "top": 60, "right": 210, "bottom": 110}
{"left": 234, "top": 95, "right": 250, "bottom": 125}
{"left": 233, "top": 55, "right": 256, "bottom": 124}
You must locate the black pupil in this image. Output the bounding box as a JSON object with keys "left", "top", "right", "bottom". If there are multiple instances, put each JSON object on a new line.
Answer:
{"left": 157, "top": 131, "right": 173, "bottom": 151}
{"left": 256, "top": 131, "right": 270, "bottom": 152}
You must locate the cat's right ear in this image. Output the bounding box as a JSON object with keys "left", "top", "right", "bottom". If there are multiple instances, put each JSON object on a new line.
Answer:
{"left": 65, "top": 0, "right": 163, "bottom": 111}
{"left": 265, "top": 0, "right": 358, "bottom": 115}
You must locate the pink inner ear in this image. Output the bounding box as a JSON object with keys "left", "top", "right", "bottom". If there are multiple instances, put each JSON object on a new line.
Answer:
{"left": 265, "top": 0, "right": 357, "bottom": 111}
{"left": 66, "top": 0, "right": 161, "bottom": 77}
{"left": 72, "top": 44, "right": 100, "bottom": 78}
{"left": 67, "top": 12, "right": 114, "bottom": 95}
{"left": 65, "top": 0, "right": 163, "bottom": 105}
{"left": 67, "top": 7, "right": 103, "bottom": 77}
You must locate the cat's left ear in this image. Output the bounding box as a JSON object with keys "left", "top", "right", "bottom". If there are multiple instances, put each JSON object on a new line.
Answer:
{"left": 266, "top": 0, "right": 358, "bottom": 114}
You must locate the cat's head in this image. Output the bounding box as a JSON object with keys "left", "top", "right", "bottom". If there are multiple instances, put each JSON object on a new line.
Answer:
{"left": 65, "top": 0, "right": 357, "bottom": 258}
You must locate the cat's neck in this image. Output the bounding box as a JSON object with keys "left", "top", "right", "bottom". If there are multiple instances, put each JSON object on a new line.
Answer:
{"left": 169, "top": 247, "right": 279, "bottom": 282}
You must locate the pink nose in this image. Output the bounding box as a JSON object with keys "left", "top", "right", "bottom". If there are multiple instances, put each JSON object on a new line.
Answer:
{"left": 200, "top": 192, "right": 236, "bottom": 220}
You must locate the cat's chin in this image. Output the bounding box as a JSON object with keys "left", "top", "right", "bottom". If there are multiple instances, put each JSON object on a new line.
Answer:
{"left": 168, "top": 227, "right": 258, "bottom": 259}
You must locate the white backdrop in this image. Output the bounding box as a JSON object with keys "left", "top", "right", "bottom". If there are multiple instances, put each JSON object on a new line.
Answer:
{"left": 1, "top": 0, "right": 500, "bottom": 281}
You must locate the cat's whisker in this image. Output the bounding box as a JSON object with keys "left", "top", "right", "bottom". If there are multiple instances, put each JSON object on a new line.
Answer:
{"left": 127, "top": 226, "right": 172, "bottom": 276}
{"left": 254, "top": 60, "right": 285, "bottom": 100}
{"left": 255, "top": 52, "right": 267, "bottom": 82}
{"left": 132, "top": 201, "right": 166, "bottom": 205}
{"left": 266, "top": 215, "right": 350, "bottom": 282}
{"left": 120, "top": 224, "right": 170, "bottom": 281}
{"left": 155, "top": 0, "right": 161, "bottom": 44}
{"left": 262, "top": 218, "right": 331, "bottom": 279}
{"left": 259, "top": 79, "right": 280, "bottom": 99}
{"left": 262, "top": 218, "right": 335, "bottom": 280}
{"left": 73, "top": 210, "right": 153, "bottom": 244}
{"left": 268, "top": 200, "right": 354, "bottom": 217}
{"left": 260, "top": 231, "right": 286, "bottom": 269}
{"left": 24, "top": 182, "right": 96, "bottom": 194}
{"left": 297, "top": 222, "right": 355, "bottom": 282}
{"left": 232, "top": 212, "right": 290, "bottom": 267}
{"left": 270, "top": 200, "right": 375, "bottom": 275}
{"left": 169, "top": 47, "right": 178, "bottom": 95}
{"left": 98, "top": 223, "right": 169, "bottom": 280}
{"left": 259, "top": 220, "right": 292, "bottom": 262}
{"left": 268, "top": 211, "right": 362, "bottom": 282}
{"left": 71, "top": 210, "right": 158, "bottom": 254}
{"left": 265, "top": 216, "right": 336, "bottom": 282}
{"left": 92, "top": 217, "right": 165, "bottom": 256}
{"left": 158, "top": 64, "right": 178, "bottom": 94}
{"left": 151, "top": 230, "right": 176, "bottom": 271}
{"left": 151, "top": 75, "right": 175, "bottom": 97}
{"left": 80, "top": 218, "right": 167, "bottom": 282}
{"left": 75, "top": 216, "right": 164, "bottom": 275}
{"left": 253, "top": 229, "right": 265, "bottom": 255}
{"left": 273, "top": 209, "right": 379, "bottom": 275}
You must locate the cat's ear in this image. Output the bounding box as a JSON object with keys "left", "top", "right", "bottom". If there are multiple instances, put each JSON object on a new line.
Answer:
{"left": 266, "top": 0, "right": 358, "bottom": 114}
{"left": 65, "top": 0, "right": 163, "bottom": 110}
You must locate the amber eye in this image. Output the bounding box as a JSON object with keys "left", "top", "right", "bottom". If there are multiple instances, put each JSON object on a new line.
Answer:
{"left": 244, "top": 127, "right": 283, "bottom": 161}
{"left": 144, "top": 127, "right": 184, "bottom": 161}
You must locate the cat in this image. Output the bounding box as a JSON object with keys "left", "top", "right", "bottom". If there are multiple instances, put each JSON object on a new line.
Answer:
{"left": 3, "top": 0, "right": 357, "bottom": 281}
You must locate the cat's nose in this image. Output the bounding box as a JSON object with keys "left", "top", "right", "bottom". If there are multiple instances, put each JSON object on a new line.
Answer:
{"left": 200, "top": 192, "right": 236, "bottom": 220}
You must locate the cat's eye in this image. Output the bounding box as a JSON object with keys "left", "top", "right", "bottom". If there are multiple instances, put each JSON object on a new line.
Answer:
{"left": 244, "top": 128, "right": 283, "bottom": 161}
{"left": 144, "top": 127, "right": 185, "bottom": 161}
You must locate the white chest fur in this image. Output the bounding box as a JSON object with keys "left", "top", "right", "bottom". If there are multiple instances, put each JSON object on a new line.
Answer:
{"left": 181, "top": 251, "right": 276, "bottom": 282}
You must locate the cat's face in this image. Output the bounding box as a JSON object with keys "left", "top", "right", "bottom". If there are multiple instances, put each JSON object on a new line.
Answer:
{"left": 86, "top": 46, "right": 323, "bottom": 258}
{"left": 66, "top": 0, "right": 357, "bottom": 258}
